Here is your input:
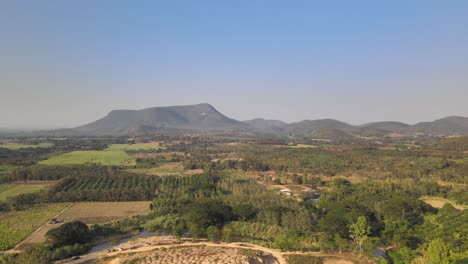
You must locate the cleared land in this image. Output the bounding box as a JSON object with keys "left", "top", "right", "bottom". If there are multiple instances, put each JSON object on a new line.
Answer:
{"left": 101, "top": 245, "right": 260, "bottom": 264}
{"left": 39, "top": 144, "right": 136, "bottom": 166}
{"left": 421, "top": 196, "right": 467, "bottom": 210}
{"left": 0, "top": 143, "right": 53, "bottom": 149}
{"left": 21, "top": 202, "right": 151, "bottom": 245}
{"left": 74, "top": 237, "right": 361, "bottom": 264}
{"left": 0, "top": 184, "right": 49, "bottom": 201}
{"left": 0, "top": 203, "right": 70, "bottom": 250}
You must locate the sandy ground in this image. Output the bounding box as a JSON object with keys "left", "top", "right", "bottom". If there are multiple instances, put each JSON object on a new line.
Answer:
{"left": 64, "top": 236, "right": 363, "bottom": 264}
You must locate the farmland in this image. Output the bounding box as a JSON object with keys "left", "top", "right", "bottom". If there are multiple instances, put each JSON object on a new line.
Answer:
{"left": 0, "top": 184, "right": 49, "bottom": 202}
{"left": 60, "top": 201, "right": 151, "bottom": 224}
{"left": 127, "top": 162, "right": 185, "bottom": 176}
{"left": 21, "top": 202, "right": 151, "bottom": 245}
{"left": 0, "top": 203, "right": 70, "bottom": 250}
{"left": 39, "top": 144, "right": 136, "bottom": 166}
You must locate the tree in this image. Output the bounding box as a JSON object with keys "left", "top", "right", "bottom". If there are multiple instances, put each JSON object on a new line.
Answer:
{"left": 349, "top": 216, "right": 371, "bottom": 255}
{"left": 206, "top": 225, "right": 220, "bottom": 242}
{"left": 424, "top": 238, "right": 452, "bottom": 264}
{"left": 46, "top": 221, "right": 91, "bottom": 247}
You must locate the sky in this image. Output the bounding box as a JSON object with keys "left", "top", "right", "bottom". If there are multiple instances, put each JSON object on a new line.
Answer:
{"left": 1, "top": 1, "right": 468, "bottom": 129}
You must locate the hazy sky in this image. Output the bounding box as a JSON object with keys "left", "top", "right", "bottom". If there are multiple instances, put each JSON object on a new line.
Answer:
{"left": 1, "top": 1, "right": 468, "bottom": 129}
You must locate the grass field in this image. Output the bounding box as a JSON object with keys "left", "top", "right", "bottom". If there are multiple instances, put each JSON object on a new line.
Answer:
{"left": 0, "top": 184, "right": 49, "bottom": 202}
{"left": 0, "top": 203, "right": 70, "bottom": 250}
{"left": 20, "top": 202, "right": 151, "bottom": 245}
{"left": 0, "top": 143, "right": 53, "bottom": 150}
{"left": 126, "top": 142, "right": 165, "bottom": 151}
{"left": 39, "top": 144, "right": 136, "bottom": 166}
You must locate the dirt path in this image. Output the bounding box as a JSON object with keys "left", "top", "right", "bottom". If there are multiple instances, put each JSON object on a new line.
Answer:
{"left": 421, "top": 196, "right": 466, "bottom": 210}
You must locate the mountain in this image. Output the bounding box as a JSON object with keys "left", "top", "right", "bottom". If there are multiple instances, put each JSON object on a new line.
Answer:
{"left": 42, "top": 103, "right": 468, "bottom": 137}
{"left": 243, "top": 118, "right": 288, "bottom": 134}
{"left": 411, "top": 116, "right": 468, "bottom": 135}
{"left": 67, "top": 103, "right": 248, "bottom": 136}
{"left": 360, "top": 121, "right": 410, "bottom": 134}
{"left": 308, "top": 128, "right": 357, "bottom": 141}
{"left": 287, "top": 119, "right": 353, "bottom": 135}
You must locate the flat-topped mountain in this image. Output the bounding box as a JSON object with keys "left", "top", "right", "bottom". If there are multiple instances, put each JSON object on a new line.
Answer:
{"left": 48, "top": 103, "right": 468, "bottom": 137}
{"left": 71, "top": 103, "right": 247, "bottom": 136}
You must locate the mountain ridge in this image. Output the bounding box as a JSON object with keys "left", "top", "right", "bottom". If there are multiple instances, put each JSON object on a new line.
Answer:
{"left": 47, "top": 104, "right": 468, "bottom": 137}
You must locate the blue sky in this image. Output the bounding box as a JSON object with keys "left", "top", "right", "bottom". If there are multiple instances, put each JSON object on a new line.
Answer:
{"left": 1, "top": 1, "right": 468, "bottom": 128}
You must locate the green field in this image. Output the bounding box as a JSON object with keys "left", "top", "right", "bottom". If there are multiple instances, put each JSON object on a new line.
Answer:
{"left": 0, "top": 143, "right": 53, "bottom": 150}
{"left": 0, "top": 184, "right": 49, "bottom": 202}
{"left": 39, "top": 144, "right": 136, "bottom": 166}
{"left": 0, "top": 203, "right": 70, "bottom": 250}
{"left": 126, "top": 142, "right": 165, "bottom": 150}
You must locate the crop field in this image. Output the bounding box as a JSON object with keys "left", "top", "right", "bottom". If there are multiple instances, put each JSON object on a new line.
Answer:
{"left": 0, "top": 143, "right": 53, "bottom": 150}
{"left": 39, "top": 144, "right": 136, "bottom": 166}
{"left": 61, "top": 201, "right": 151, "bottom": 224}
{"left": 20, "top": 202, "right": 151, "bottom": 245}
{"left": 0, "top": 184, "right": 49, "bottom": 202}
{"left": 0, "top": 203, "right": 70, "bottom": 250}
{"left": 127, "top": 162, "right": 185, "bottom": 176}
{"left": 126, "top": 142, "right": 165, "bottom": 151}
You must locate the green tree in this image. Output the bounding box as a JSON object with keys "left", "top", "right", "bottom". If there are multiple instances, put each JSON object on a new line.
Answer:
{"left": 206, "top": 225, "right": 220, "bottom": 241}
{"left": 349, "top": 216, "right": 371, "bottom": 255}
{"left": 424, "top": 238, "right": 452, "bottom": 264}
{"left": 46, "top": 221, "right": 91, "bottom": 247}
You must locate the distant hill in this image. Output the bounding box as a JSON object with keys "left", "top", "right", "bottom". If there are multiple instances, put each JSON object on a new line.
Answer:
{"left": 40, "top": 104, "right": 468, "bottom": 137}
{"left": 360, "top": 121, "right": 410, "bottom": 134}
{"left": 287, "top": 119, "right": 353, "bottom": 136}
{"left": 411, "top": 116, "right": 468, "bottom": 136}
{"left": 243, "top": 118, "right": 288, "bottom": 134}
{"left": 308, "top": 128, "right": 357, "bottom": 141}
{"left": 62, "top": 103, "right": 248, "bottom": 136}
